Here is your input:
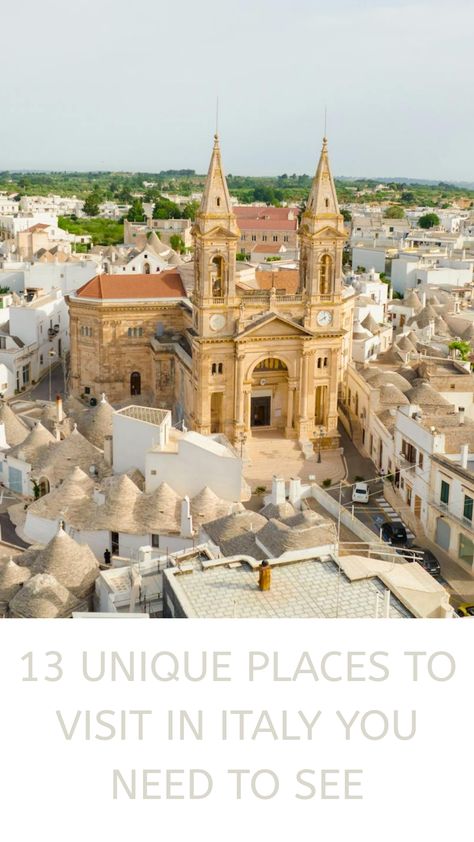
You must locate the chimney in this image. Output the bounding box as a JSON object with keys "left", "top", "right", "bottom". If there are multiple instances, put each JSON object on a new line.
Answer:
{"left": 56, "top": 394, "right": 63, "bottom": 423}
{"left": 288, "top": 477, "right": 302, "bottom": 508}
{"left": 258, "top": 560, "right": 271, "bottom": 591}
{"left": 383, "top": 588, "right": 391, "bottom": 618}
{"left": 103, "top": 435, "right": 113, "bottom": 466}
{"left": 53, "top": 423, "right": 61, "bottom": 442}
{"left": 271, "top": 476, "right": 286, "bottom": 505}
{"left": 180, "top": 495, "right": 193, "bottom": 538}
{"left": 129, "top": 566, "right": 142, "bottom": 613}
{"left": 459, "top": 407, "right": 465, "bottom": 426}
{"left": 460, "top": 443, "right": 469, "bottom": 469}
{"left": 420, "top": 289, "right": 426, "bottom": 307}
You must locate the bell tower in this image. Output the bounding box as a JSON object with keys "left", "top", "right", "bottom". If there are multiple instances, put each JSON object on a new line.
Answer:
{"left": 299, "top": 137, "right": 346, "bottom": 331}
{"left": 192, "top": 133, "right": 240, "bottom": 338}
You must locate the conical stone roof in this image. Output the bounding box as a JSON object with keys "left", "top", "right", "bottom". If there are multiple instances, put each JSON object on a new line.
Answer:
{"left": 0, "top": 556, "right": 31, "bottom": 602}
{"left": 462, "top": 323, "right": 474, "bottom": 342}
{"left": 9, "top": 573, "right": 79, "bottom": 618}
{"left": 30, "top": 526, "right": 99, "bottom": 598}
{"left": 33, "top": 425, "right": 107, "bottom": 484}
{"left": 403, "top": 290, "right": 422, "bottom": 311}
{"left": 378, "top": 384, "right": 409, "bottom": 406}
{"left": 93, "top": 474, "right": 143, "bottom": 532}
{"left": 8, "top": 421, "right": 56, "bottom": 463}
{"left": 191, "top": 486, "right": 235, "bottom": 525}
{"left": 434, "top": 316, "right": 450, "bottom": 336}
{"left": 138, "top": 482, "right": 181, "bottom": 533}
{"left": 405, "top": 380, "right": 451, "bottom": 406}
{"left": 366, "top": 370, "right": 412, "bottom": 392}
{"left": 396, "top": 335, "right": 417, "bottom": 353}
{"left": 79, "top": 395, "right": 114, "bottom": 448}
{"left": 361, "top": 313, "right": 381, "bottom": 335}
{"left": 27, "top": 466, "right": 94, "bottom": 520}
{"left": 0, "top": 401, "right": 30, "bottom": 447}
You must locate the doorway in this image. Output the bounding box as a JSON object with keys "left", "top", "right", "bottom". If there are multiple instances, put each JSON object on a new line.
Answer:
{"left": 130, "top": 371, "right": 141, "bottom": 396}
{"left": 251, "top": 395, "right": 271, "bottom": 427}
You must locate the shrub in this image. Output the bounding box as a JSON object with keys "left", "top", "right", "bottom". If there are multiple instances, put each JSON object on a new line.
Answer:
{"left": 255, "top": 485, "right": 267, "bottom": 494}
{"left": 322, "top": 478, "right": 332, "bottom": 488}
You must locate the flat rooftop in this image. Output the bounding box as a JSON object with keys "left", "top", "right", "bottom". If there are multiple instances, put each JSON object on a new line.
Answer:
{"left": 165, "top": 558, "right": 413, "bottom": 619}
{"left": 115, "top": 405, "right": 169, "bottom": 427}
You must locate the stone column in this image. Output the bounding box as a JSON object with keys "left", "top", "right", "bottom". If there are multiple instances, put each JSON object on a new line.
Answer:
{"left": 243, "top": 387, "right": 251, "bottom": 437}
{"left": 327, "top": 347, "right": 339, "bottom": 432}
{"left": 235, "top": 353, "right": 245, "bottom": 428}
{"left": 299, "top": 351, "right": 309, "bottom": 421}
{"left": 285, "top": 381, "right": 297, "bottom": 437}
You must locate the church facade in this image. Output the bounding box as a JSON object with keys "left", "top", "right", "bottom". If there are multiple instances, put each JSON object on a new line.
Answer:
{"left": 68, "top": 136, "right": 354, "bottom": 452}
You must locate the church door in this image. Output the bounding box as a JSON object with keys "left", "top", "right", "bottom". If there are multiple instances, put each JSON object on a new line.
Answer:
{"left": 251, "top": 396, "right": 271, "bottom": 427}
{"left": 130, "top": 371, "right": 141, "bottom": 396}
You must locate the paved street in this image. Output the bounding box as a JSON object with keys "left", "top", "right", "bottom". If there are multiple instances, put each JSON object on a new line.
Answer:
{"left": 25, "top": 363, "right": 67, "bottom": 401}
{"left": 243, "top": 429, "right": 346, "bottom": 493}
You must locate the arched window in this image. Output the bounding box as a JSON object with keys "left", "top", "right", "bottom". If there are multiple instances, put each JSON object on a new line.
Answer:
{"left": 319, "top": 254, "right": 333, "bottom": 295}
{"left": 211, "top": 255, "right": 224, "bottom": 297}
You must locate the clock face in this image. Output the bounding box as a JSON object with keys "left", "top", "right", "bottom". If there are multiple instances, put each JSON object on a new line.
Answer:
{"left": 317, "top": 310, "right": 333, "bottom": 326}
{"left": 209, "top": 314, "right": 226, "bottom": 332}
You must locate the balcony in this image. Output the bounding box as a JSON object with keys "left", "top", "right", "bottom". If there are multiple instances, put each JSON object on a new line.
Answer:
{"left": 430, "top": 496, "right": 474, "bottom": 531}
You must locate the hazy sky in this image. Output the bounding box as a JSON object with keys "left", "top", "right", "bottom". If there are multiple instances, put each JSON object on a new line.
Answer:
{"left": 1, "top": 0, "right": 473, "bottom": 180}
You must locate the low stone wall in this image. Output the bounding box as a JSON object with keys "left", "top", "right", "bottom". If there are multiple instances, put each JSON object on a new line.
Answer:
{"left": 309, "top": 483, "right": 384, "bottom": 551}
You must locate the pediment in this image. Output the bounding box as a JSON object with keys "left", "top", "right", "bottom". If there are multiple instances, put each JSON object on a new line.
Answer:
{"left": 192, "top": 224, "right": 239, "bottom": 240}
{"left": 238, "top": 312, "right": 313, "bottom": 339}
{"left": 300, "top": 224, "right": 346, "bottom": 241}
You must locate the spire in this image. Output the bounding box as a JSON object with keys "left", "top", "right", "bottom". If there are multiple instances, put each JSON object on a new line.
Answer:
{"left": 305, "top": 136, "right": 341, "bottom": 220}
{"left": 198, "top": 133, "right": 234, "bottom": 219}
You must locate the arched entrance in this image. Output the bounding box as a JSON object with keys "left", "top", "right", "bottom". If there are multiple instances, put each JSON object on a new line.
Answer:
{"left": 250, "top": 357, "right": 288, "bottom": 433}
{"left": 38, "top": 477, "right": 50, "bottom": 497}
{"left": 130, "top": 371, "right": 141, "bottom": 396}
{"left": 143, "top": 262, "right": 151, "bottom": 274}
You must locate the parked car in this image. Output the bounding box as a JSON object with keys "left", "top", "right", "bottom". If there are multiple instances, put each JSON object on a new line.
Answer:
{"left": 399, "top": 546, "right": 441, "bottom": 575}
{"left": 416, "top": 550, "right": 441, "bottom": 576}
{"left": 456, "top": 603, "right": 474, "bottom": 617}
{"left": 380, "top": 522, "right": 408, "bottom": 545}
{"left": 352, "top": 482, "right": 369, "bottom": 504}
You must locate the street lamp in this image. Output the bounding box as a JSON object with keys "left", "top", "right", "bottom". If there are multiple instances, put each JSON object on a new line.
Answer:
{"left": 317, "top": 425, "right": 324, "bottom": 463}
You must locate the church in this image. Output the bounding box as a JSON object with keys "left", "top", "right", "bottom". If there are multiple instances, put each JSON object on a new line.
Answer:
{"left": 68, "top": 136, "right": 354, "bottom": 453}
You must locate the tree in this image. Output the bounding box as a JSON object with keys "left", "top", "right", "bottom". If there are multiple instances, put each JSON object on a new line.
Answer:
{"left": 127, "top": 199, "right": 145, "bottom": 222}
{"left": 418, "top": 212, "right": 440, "bottom": 229}
{"left": 384, "top": 205, "right": 405, "bottom": 219}
{"left": 83, "top": 193, "right": 100, "bottom": 216}
{"left": 170, "top": 234, "right": 185, "bottom": 254}
{"left": 152, "top": 195, "right": 182, "bottom": 219}
{"left": 341, "top": 208, "right": 352, "bottom": 222}
{"left": 449, "top": 340, "right": 471, "bottom": 361}
{"left": 182, "top": 200, "right": 199, "bottom": 220}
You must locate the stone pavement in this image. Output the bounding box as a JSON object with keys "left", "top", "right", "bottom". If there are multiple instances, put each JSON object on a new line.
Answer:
{"left": 243, "top": 431, "right": 346, "bottom": 493}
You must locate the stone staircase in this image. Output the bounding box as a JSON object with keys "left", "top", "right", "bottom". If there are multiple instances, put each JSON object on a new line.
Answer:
{"left": 245, "top": 432, "right": 305, "bottom": 463}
